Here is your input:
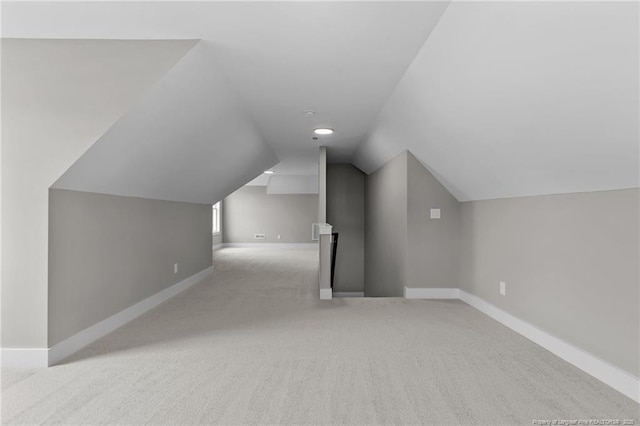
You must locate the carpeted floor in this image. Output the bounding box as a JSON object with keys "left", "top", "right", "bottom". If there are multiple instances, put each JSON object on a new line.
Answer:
{"left": 2, "top": 248, "right": 639, "bottom": 425}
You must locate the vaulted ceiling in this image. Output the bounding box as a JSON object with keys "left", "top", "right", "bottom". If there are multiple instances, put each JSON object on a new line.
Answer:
{"left": 354, "top": 1, "right": 639, "bottom": 201}
{"left": 3, "top": 1, "right": 638, "bottom": 203}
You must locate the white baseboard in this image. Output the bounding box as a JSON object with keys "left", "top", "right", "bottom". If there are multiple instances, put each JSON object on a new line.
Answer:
{"left": 405, "top": 286, "right": 639, "bottom": 402}
{"left": 1, "top": 266, "right": 213, "bottom": 368}
{"left": 319, "top": 288, "right": 332, "bottom": 300}
{"left": 457, "top": 289, "right": 639, "bottom": 403}
{"left": 223, "top": 243, "right": 317, "bottom": 249}
{"left": 48, "top": 266, "right": 213, "bottom": 366}
{"left": 404, "top": 287, "right": 460, "bottom": 299}
{"left": 333, "top": 292, "right": 364, "bottom": 297}
{"left": 212, "top": 243, "right": 224, "bottom": 251}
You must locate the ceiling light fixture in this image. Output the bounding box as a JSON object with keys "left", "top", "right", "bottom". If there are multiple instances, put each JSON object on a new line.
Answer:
{"left": 264, "top": 170, "right": 274, "bottom": 174}
{"left": 314, "top": 128, "right": 334, "bottom": 135}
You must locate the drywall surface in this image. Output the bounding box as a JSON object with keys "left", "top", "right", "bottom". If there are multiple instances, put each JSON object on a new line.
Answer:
{"left": 327, "top": 164, "right": 365, "bottom": 293}
{"left": 1, "top": 38, "right": 195, "bottom": 348}
{"left": 460, "top": 188, "right": 640, "bottom": 376}
{"left": 354, "top": 1, "right": 639, "bottom": 201}
{"left": 48, "top": 189, "right": 212, "bottom": 346}
{"left": 52, "top": 41, "right": 277, "bottom": 204}
{"left": 406, "top": 152, "right": 460, "bottom": 288}
{"left": 319, "top": 147, "right": 327, "bottom": 223}
{"left": 3, "top": 2, "right": 451, "bottom": 164}
{"left": 223, "top": 186, "right": 318, "bottom": 244}
{"left": 364, "top": 152, "right": 408, "bottom": 297}
{"left": 266, "top": 175, "right": 318, "bottom": 195}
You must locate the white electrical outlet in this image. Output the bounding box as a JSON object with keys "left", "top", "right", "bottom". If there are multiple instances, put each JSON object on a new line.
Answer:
{"left": 277, "top": 234, "right": 281, "bottom": 240}
{"left": 500, "top": 281, "right": 506, "bottom": 296}
{"left": 254, "top": 233, "right": 266, "bottom": 239}
{"left": 430, "top": 208, "right": 441, "bottom": 219}
{"left": 174, "top": 263, "right": 179, "bottom": 274}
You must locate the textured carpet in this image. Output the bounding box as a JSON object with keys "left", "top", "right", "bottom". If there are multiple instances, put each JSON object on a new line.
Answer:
{"left": 2, "top": 248, "right": 639, "bottom": 425}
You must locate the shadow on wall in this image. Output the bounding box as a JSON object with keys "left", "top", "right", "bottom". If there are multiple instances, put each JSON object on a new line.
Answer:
{"left": 54, "top": 247, "right": 349, "bottom": 365}
{"left": 48, "top": 189, "right": 213, "bottom": 350}
{"left": 364, "top": 151, "right": 461, "bottom": 297}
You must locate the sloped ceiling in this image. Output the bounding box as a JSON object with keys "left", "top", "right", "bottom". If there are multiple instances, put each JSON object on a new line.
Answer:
{"left": 4, "top": 2, "right": 638, "bottom": 202}
{"left": 354, "top": 1, "right": 639, "bottom": 201}
{"left": 3, "top": 1, "right": 450, "bottom": 185}
{"left": 52, "top": 41, "right": 277, "bottom": 204}
{"left": 2, "top": 38, "right": 198, "bottom": 191}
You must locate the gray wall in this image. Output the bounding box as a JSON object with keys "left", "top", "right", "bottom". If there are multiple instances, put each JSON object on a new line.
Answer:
{"left": 459, "top": 188, "right": 640, "bottom": 376}
{"left": 223, "top": 186, "right": 318, "bottom": 244}
{"left": 364, "top": 151, "right": 461, "bottom": 296}
{"left": 327, "top": 164, "right": 365, "bottom": 293}
{"left": 48, "top": 189, "right": 212, "bottom": 346}
{"left": 407, "top": 152, "right": 460, "bottom": 288}
{"left": 365, "top": 152, "right": 408, "bottom": 297}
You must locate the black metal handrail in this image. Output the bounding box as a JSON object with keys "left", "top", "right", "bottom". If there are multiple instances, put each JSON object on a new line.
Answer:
{"left": 330, "top": 232, "right": 339, "bottom": 288}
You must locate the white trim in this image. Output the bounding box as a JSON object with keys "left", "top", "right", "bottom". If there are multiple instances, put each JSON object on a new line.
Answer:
{"left": 404, "top": 286, "right": 640, "bottom": 402}
{"left": 222, "top": 243, "right": 317, "bottom": 249}
{"left": 333, "top": 292, "right": 364, "bottom": 297}
{"left": 1, "top": 348, "right": 49, "bottom": 368}
{"left": 48, "top": 266, "right": 213, "bottom": 366}
{"left": 212, "top": 243, "right": 224, "bottom": 251}
{"left": 319, "top": 288, "right": 332, "bottom": 300}
{"left": 316, "top": 223, "right": 333, "bottom": 235}
{"left": 404, "top": 287, "right": 460, "bottom": 299}
{"left": 458, "top": 289, "right": 640, "bottom": 403}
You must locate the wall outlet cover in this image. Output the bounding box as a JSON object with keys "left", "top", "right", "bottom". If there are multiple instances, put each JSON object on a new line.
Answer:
{"left": 174, "top": 263, "right": 179, "bottom": 274}
{"left": 500, "top": 281, "right": 506, "bottom": 295}
{"left": 430, "top": 208, "right": 441, "bottom": 219}
{"left": 254, "top": 233, "right": 266, "bottom": 239}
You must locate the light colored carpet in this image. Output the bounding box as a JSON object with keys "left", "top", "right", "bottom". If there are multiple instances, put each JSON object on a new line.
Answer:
{"left": 2, "top": 248, "right": 639, "bottom": 425}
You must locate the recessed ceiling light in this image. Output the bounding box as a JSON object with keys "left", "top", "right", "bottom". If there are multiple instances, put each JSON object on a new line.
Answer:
{"left": 314, "top": 128, "right": 334, "bottom": 135}
{"left": 264, "top": 170, "right": 274, "bottom": 174}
